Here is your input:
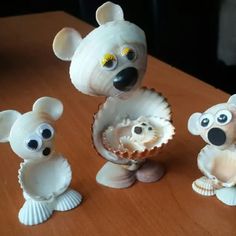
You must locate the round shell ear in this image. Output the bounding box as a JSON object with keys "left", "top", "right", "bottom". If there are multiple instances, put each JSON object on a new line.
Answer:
{"left": 0, "top": 110, "right": 21, "bottom": 142}
{"left": 227, "top": 94, "right": 236, "bottom": 106}
{"left": 53, "top": 27, "right": 82, "bottom": 61}
{"left": 187, "top": 112, "right": 202, "bottom": 135}
{"left": 96, "top": 1, "right": 124, "bottom": 26}
{"left": 32, "top": 97, "right": 63, "bottom": 121}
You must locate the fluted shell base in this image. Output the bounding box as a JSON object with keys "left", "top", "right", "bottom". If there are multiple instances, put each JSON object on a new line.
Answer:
{"left": 192, "top": 176, "right": 215, "bottom": 196}
{"left": 216, "top": 187, "right": 236, "bottom": 206}
{"left": 54, "top": 189, "right": 82, "bottom": 211}
{"left": 96, "top": 160, "right": 164, "bottom": 189}
{"left": 18, "top": 188, "right": 82, "bottom": 226}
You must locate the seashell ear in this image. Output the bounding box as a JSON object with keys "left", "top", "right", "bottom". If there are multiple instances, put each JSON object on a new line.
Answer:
{"left": 53, "top": 27, "right": 82, "bottom": 61}
{"left": 227, "top": 94, "right": 236, "bottom": 106}
{"left": 96, "top": 1, "right": 124, "bottom": 26}
{"left": 187, "top": 112, "right": 202, "bottom": 135}
{"left": 32, "top": 97, "right": 63, "bottom": 121}
{"left": 0, "top": 110, "right": 21, "bottom": 142}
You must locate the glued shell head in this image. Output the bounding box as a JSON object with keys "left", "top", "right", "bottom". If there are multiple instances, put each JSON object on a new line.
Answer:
{"left": 198, "top": 145, "right": 236, "bottom": 187}
{"left": 92, "top": 88, "right": 175, "bottom": 164}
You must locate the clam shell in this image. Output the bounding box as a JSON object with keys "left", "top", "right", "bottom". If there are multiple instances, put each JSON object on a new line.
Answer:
{"left": 92, "top": 87, "right": 174, "bottom": 164}
{"left": 19, "top": 155, "right": 72, "bottom": 201}
{"left": 96, "top": 162, "right": 136, "bottom": 188}
{"left": 54, "top": 189, "right": 82, "bottom": 211}
{"left": 192, "top": 176, "right": 215, "bottom": 196}
{"left": 198, "top": 145, "right": 236, "bottom": 187}
{"left": 215, "top": 187, "right": 236, "bottom": 206}
{"left": 18, "top": 200, "right": 53, "bottom": 226}
{"left": 102, "top": 116, "right": 174, "bottom": 160}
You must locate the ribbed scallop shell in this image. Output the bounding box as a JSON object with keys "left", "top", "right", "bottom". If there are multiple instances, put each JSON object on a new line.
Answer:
{"left": 92, "top": 87, "right": 174, "bottom": 164}
{"left": 192, "top": 176, "right": 215, "bottom": 196}
{"left": 198, "top": 145, "right": 236, "bottom": 187}
{"left": 18, "top": 200, "right": 53, "bottom": 226}
{"left": 18, "top": 155, "right": 72, "bottom": 201}
{"left": 54, "top": 189, "right": 82, "bottom": 211}
{"left": 216, "top": 187, "right": 236, "bottom": 206}
{"left": 102, "top": 116, "right": 174, "bottom": 160}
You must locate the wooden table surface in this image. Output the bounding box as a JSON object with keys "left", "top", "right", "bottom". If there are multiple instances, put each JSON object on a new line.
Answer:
{"left": 0, "top": 12, "right": 233, "bottom": 236}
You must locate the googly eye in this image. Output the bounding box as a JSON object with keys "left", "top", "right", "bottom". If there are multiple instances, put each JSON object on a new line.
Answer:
{"left": 37, "top": 123, "right": 54, "bottom": 140}
{"left": 199, "top": 113, "right": 214, "bottom": 129}
{"left": 121, "top": 47, "right": 136, "bottom": 61}
{"left": 101, "top": 53, "right": 117, "bottom": 70}
{"left": 215, "top": 110, "right": 232, "bottom": 125}
{"left": 25, "top": 135, "right": 42, "bottom": 151}
{"left": 134, "top": 126, "right": 143, "bottom": 134}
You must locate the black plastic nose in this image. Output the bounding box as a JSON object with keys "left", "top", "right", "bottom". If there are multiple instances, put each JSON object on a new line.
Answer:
{"left": 43, "top": 147, "right": 51, "bottom": 156}
{"left": 113, "top": 67, "right": 138, "bottom": 91}
{"left": 207, "top": 128, "right": 226, "bottom": 146}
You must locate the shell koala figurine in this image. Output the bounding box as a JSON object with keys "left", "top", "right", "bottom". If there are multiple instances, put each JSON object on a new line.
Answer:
{"left": 188, "top": 94, "right": 236, "bottom": 206}
{"left": 0, "top": 97, "right": 82, "bottom": 225}
{"left": 53, "top": 2, "right": 175, "bottom": 188}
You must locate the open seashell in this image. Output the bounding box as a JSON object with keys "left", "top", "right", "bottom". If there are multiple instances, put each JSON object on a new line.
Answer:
{"left": 198, "top": 145, "right": 236, "bottom": 187}
{"left": 18, "top": 155, "right": 72, "bottom": 201}
{"left": 215, "top": 187, "right": 236, "bottom": 206}
{"left": 192, "top": 176, "right": 215, "bottom": 196}
{"left": 18, "top": 200, "right": 53, "bottom": 226}
{"left": 54, "top": 189, "right": 82, "bottom": 211}
{"left": 102, "top": 116, "right": 174, "bottom": 160}
{"left": 92, "top": 88, "right": 175, "bottom": 163}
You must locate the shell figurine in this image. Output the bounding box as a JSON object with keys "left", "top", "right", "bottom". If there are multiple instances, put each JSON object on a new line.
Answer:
{"left": 0, "top": 97, "right": 82, "bottom": 225}
{"left": 53, "top": 2, "right": 175, "bottom": 188}
{"left": 188, "top": 94, "right": 236, "bottom": 206}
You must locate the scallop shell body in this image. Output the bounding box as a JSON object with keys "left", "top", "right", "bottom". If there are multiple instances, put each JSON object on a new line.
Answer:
{"left": 92, "top": 88, "right": 175, "bottom": 164}
{"left": 18, "top": 155, "right": 72, "bottom": 201}
{"left": 198, "top": 145, "right": 236, "bottom": 187}
{"left": 192, "top": 176, "right": 215, "bottom": 196}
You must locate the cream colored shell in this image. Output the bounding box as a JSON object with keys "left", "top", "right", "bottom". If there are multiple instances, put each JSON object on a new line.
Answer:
{"left": 197, "top": 145, "right": 236, "bottom": 187}
{"left": 18, "top": 155, "right": 72, "bottom": 201}
{"left": 92, "top": 88, "right": 174, "bottom": 164}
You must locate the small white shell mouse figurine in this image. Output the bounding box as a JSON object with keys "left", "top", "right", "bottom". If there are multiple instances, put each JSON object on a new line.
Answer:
{"left": 188, "top": 94, "right": 236, "bottom": 206}
{"left": 0, "top": 97, "right": 82, "bottom": 225}
{"left": 53, "top": 2, "right": 175, "bottom": 188}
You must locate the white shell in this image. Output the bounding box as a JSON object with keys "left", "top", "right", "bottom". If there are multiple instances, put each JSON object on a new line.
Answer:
{"left": 19, "top": 155, "right": 72, "bottom": 201}
{"left": 192, "top": 176, "right": 215, "bottom": 196}
{"left": 54, "top": 189, "right": 82, "bottom": 211}
{"left": 197, "top": 145, "right": 236, "bottom": 187}
{"left": 102, "top": 116, "right": 174, "bottom": 160}
{"left": 18, "top": 200, "right": 53, "bottom": 226}
{"left": 216, "top": 187, "right": 236, "bottom": 206}
{"left": 96, "top": 161, "right": 136, "bottom": 188}
{"left": 93, "top": 88, "right": 174, "bottom": 164}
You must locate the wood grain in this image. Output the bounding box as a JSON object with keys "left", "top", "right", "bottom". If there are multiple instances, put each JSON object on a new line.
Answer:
{"left": 0, "top": 12, "right": 233, "bottom": 236}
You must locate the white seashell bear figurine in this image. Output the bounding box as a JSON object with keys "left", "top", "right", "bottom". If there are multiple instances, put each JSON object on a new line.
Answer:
{"left": 53, "top": 2, "right": 175, "bottom": 188}
{"left": 188, "top": 94, "right": 236, "bottom": 206}
{"left": 0, "top": 97, "right": 82, "bottom": 225}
